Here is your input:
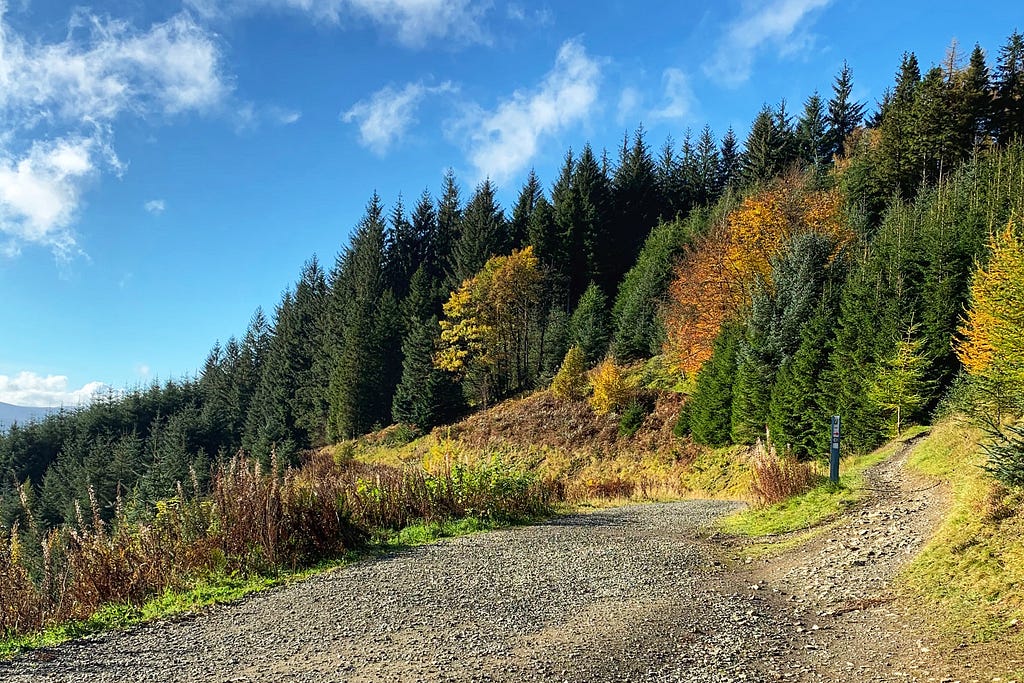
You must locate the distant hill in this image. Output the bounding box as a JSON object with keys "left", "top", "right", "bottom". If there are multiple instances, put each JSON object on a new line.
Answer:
{"left": 0, "top": 402, "right": 60, "bottom": 430}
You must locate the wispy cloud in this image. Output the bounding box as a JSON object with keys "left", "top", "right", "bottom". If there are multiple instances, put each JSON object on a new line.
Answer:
{"left": 506, "top": 3, "right": 553, "bottom": 27}
{"left": 0, "top": 8, "right": 228, "bottom": 261}
{"left": 650, "top": 68, "right": 696, "bottom": 121}
{"left": 0, "top": 371, "right": 108, "bottom": 407}
{"left": 458, "top": 38, "right": 602, "bottom": 184}
{"left": 703, "top": 0, "right": 832, "bottom": 87}
{"left": 144, "top": 199, "right": 166, "bottom": 214}
{"left": 186, "top": 0, "right": 492, "bottom": 48}
{"left": 342, "top": 81, "right": 456, "bottom": 156}
{"left": 617, "top": 87, "right": 642, "bottom": 125}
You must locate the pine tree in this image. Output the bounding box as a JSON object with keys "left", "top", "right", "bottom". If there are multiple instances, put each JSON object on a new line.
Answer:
{"left": 436, "top": 168, "right": 462, "bottom": 288}
{"left": 718, "top": 127, "right": 742, "bottom": 190}
{"left": 911, "top": 66, "right": 957, "bottom": 184}
{"left": 768, "top": 303, "right": 833, "bottom": 459}
{"left": 449, "top": 179, "right": 508, "bottom": 287}
{"left": 994, "top": 30, "right": 1024, "bottom": 144}
{"left": 568, "top": 282, "right": 611, "bottom": 365}
{"left": 695, "top": 125, "right": 721, "bottom": 204}
{"left": 826, "top": 61, "right": 866, "bottom": 159}
{"left": 961, "top": 44, "right": 993, "bottom": 147}
{"left": 656, "top": 137, "right": 688, "bottom": 220}
{"left": 742, "top": 103, "right": 796, "bottom": 184}
{"left": 796, "top": 92, "right": 829, "bottom": 168}
{"left": 687, "top": 323, "right": 741, "bottom": 446}
{"left": 392, "top": 315, "right": 462, "bottom": 430}
{"left": 510, "top": 169, "right": 543, "bottom": 250}
{"left": 327, "top": 194, "right": 404, "bottom": 439}
{"left": 878, "top": 52, "right": 922, "bottom": 196}
{"left": 610, "top": 126, "right": 662, "bottom": 290}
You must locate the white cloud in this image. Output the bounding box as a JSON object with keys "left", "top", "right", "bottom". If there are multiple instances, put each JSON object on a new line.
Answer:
{"left": 342, "top": 81, "right": 455, "bottom": 156}
{"left": 459, "top": 38, "right": 601, "bottom": 184}
{"left": 0, "top": 371, "right": 108, "bottom": 407}
{"left": 703, "top": 0, "right": 832, "bottom": 87}
{"left": 136, "top": 363, "right": 151, "bottom": 377}
{"left": 617, "top": 86, "right": 642, "bottom": 124}
{"left": 0, "top": 135, "right": 117, "bottom": 262}
{"left": 144, "top": 198, "right": 166, "bottom": 214}
{"left": 651, "top": 68, "right": 695, "bottom": 121}
{"left": 506, "top": 3, "right": 553, "bottom": 27}
{"left": 186, "top": 0, "right": 491, "bottom": 48}
{"left": 273, "top": 108, "right": 302, "bottom": 125}
{"left": 0, "top": 8, "right": 227, "bottom": 259}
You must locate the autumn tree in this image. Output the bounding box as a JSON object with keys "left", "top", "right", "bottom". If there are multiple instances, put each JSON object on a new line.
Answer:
{"left": 436, "top": 247, "right": 545, "bottom": 406}
{"left": 956, "top": 220, "right": 1024, "bottom": 420}
{"left": 868, "top": 323, "right": 932, "bottom": 436}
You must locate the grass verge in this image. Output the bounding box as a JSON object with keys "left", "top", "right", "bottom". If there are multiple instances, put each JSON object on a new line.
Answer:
{"left": 718, "top": 426, "right": 929, "bottom": 537}
{"left": 0, "top": 514, "right": 526, "bottom": 661}
{"left": 902, "top": 420, "right": 1024, "bottom": 649}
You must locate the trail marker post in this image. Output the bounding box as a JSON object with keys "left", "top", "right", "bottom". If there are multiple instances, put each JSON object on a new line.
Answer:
{"left": 830, "top": 415, "right": 841, "bottom": 484}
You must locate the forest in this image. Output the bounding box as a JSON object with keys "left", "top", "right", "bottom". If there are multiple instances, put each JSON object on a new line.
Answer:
{"left": 2, "top": 30, "right": 1024, "bottom": 534}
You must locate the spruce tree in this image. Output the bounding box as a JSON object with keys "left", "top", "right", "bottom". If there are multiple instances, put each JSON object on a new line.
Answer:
{"left": 878, "top": 52, "right": 922, "bottom": 196}
{"left": 687, "top": 323, "right": 741, "bottom": 447}
{"left": 718, "top": 127, "right": 742, "bottom": 190}
{"left": 695, "top": 125, "right": 721, "bottom": 205}
{"left": 826, "top": 61, "right": 865, "bottom": 159}
{"left": 796, "top": 92, "right": 829, "bottom": 168}
{"left": 568, "top": 282, "right": 611, "bottom": 365}
{"left": 995, "top": 30, "right": 1024, "bottom": 144}
{"left": 610, "top": 126, "right": 662, "bottom": 290}
{"left": 449, "top": 179, "right": 508, "bottom": 287}
{"left": 392, "top": 315, "right": 462, "bottom": 431}
{"left": 510, "top": 169, "right": 543, "bottom": 250}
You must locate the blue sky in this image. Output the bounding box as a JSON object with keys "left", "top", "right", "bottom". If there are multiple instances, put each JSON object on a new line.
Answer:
{"left": 0, "top": 0, "right": 1017, "bottom": 406}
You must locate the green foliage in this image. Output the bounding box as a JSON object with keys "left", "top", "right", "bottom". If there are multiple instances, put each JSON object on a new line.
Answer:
{"left": 611, "top": 214, "right": 697, "bottom": 362}
{"left": 868, "top": 324, "right": 933, "bottom": 437}
{"left": 568, "top": 282, "right": 610, "bottom": 365}
{"left": 982, "top": 423, "right": 1024, "bottom": 488}
{"left": 550, "top": 346, "right": 590, "bottom": 402}
{"left": 618, "top": 399, "right": 650, "bottom": 438}
{"left": 392, "top": 316, "right": 463, "bottom": 431}
{"left": 688, "top": 323, "right": 741, "bottom": 446}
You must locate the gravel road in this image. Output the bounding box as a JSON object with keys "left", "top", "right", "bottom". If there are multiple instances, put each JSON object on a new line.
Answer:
{"left": 1, "top": 500, "right": 807, "bottom": 682}
{"left": 7, "top": 437, "right": 1013, "bottom": 682}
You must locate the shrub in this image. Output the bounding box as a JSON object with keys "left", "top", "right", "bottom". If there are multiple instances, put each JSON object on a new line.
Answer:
{"left": 982, "top": 422, "right": 1024, "bottom": 488}
{"left": 550, "top": 346, "right": 590, "bottom": 401}
{"left": 589, "top": 358, "right": 633, "bottom": 415}
{"left": 619, "top": 399, "right": 650, "bottom": 438}
{"left": 749, "top": 441, "right": 825, "bottom": 507}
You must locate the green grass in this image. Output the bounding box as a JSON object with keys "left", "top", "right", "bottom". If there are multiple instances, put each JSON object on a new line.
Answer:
{"left": 902, "top": 420, "right": 1024, "bottom": 647}
{"left": 719, "top": 426, "right": 929, "bottom": 537}
{"left": 0, "top": 514, "right": 536, "bottom": 661}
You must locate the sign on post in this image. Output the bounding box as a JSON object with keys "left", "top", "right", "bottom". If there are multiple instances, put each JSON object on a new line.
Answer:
{"left": 830, "top": 415, "right": 841, "bottom": 484}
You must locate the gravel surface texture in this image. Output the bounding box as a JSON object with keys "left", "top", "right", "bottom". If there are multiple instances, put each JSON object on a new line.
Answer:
{"left": 5, "top": 436, "right": 1017, "bottom": 682}
{"left": 1, "top": 500, "right": 804, "bottom": 682}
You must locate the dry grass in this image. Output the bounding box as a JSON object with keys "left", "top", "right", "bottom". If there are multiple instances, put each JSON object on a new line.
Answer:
{"left": 748, "top": 441, "right": 826, "bottom": 508}
{"left": 0, "top": 451, "right": 553, "bottom": 640}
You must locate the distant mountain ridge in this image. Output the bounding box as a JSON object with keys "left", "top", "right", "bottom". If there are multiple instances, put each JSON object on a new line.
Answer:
{"left": 0, "top": 402, "right": 60, "bottom": 429}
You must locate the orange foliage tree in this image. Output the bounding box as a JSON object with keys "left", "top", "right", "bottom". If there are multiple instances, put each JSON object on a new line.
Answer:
{"left": 663, "top": 174, "right": 849, "bottom": 375}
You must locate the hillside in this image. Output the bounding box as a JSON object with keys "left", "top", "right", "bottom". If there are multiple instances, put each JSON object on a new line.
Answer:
{"left": 0, "top": 403, "right": 58, "bottom": 430}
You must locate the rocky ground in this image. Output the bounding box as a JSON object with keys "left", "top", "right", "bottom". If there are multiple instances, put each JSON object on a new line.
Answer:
{"left": 2, "top": 437, "right": 1018, "bottom": 682}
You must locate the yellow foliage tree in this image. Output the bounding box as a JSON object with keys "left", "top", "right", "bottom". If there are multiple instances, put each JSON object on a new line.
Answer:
{"left": 589, "top": 358, "right": 633, "bottom": 415}
{"left": 436, "top": 247, "right": 544, "bottom": 406}
{"left": 956, "top": 220, "right": 1024, "bottom": 417}
{"left": 550, "top": 346, "right": 590, "bottom": 401}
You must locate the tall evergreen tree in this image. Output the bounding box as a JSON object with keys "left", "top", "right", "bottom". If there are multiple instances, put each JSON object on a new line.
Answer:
{"left": 509, "top": 169, "right": 543, "bottom": 250}
{"left": 826, "top": 61, "right": 865, "bottom": 159}
{"left": 718, "top": 127, "right": 742, "bottom": 190}
{"left": 449, "top": 179, "right": 508, "bottom": 287}
{"left": 994, "top": 30, "right": 1024, "bottom": 144}
{"left": 695, "top": 125, "right": 721, "bottom": 204}
{"left": 436, "top": 168, "right": 462, "bottom": 288}
{"left": 878, "top": 52, "right": 922, "bottom": 196}
{"left": 796, "top": 92, "right": 829, "bottom": 168}
{"left": 568, "top": 282, "right": 611, "bottom": 365}
{"left": 610, "top": 126, "right": 662, "bottom": 290}
{"left": 392, "top": 316, "right": 462, "bottom": 431}
{"left": 687, "top": 323, "right": 741, "bottom": 447}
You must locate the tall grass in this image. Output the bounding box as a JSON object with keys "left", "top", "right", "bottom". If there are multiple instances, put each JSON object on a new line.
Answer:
{"left": 0, "top": 452, "right": 553, "bottom": 640}
{"left": 748, "top": 441, "right": 825, "bottom": 508}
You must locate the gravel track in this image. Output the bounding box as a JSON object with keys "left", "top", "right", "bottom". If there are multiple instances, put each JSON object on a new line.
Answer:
{"left": 6, "top": 437, "right": 1007, "bottom": 682}
{"left": 1, "top": 500, "right": 804, "bottom": 682}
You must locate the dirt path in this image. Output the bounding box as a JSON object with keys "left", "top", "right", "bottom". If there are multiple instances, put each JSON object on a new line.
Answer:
{"left": 744, "top": 433, "right": 1020, "bottom": 681}
{"left": 2, "top": 438, "right": 1008, "bottom": 682}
